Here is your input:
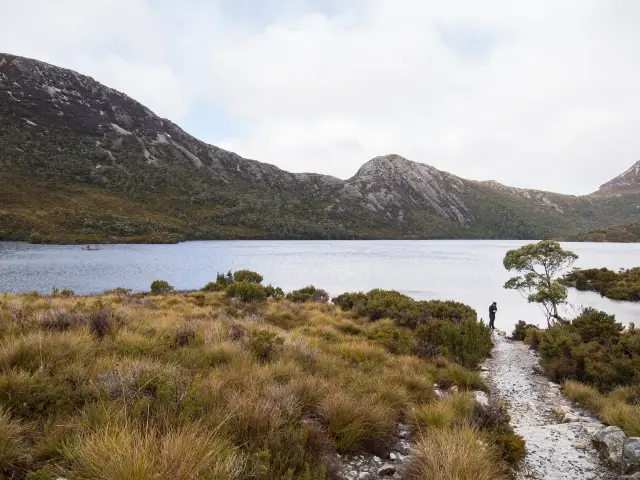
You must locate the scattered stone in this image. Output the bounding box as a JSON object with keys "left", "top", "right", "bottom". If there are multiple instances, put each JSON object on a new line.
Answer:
{"left": 574, "top": 443, "right": 587, "bottom": 450}
{"left": 449, "top": 385, "right": 459, "bottom": 394}
{"left": 593, "top": 426, "right": 627, "bottom": 468}
{"left": 373, "top": 456, "right": 381, "bottom": 463}
{"left": 389, "top": 452, "right": 397, "bottom": 461}
{"left": 378, "top": 463, "right": 396, "bottom": 476}
{"left": 358, "top": 473, "right": 371, "bottom": 480}
{"left": 474, "top": 390, "right": 489, "bottom": 409}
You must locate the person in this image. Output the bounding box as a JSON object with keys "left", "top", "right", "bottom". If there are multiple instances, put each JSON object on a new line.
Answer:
{"left": 489, "top": 302, "right": 497, "bottom": 330}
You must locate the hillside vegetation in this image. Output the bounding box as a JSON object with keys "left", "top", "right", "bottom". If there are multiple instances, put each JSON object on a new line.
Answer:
{"left": 561, "top": 267, "right": 640, "bottom": 302}
{"left": 0, "top": 275, "right": 523, "bottom": 480}
{"left": 511, "top": 308, "right": 640, "bottom": 436}
{"left": 559, "top": 222, "right": 640, "bottom": 243}
{"left": 2, "top": 53, "right": 640, "bottom": 243}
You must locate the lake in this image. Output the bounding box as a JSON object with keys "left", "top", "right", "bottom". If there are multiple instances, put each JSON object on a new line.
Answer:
{"left": 1, "top": 240, "right": 638, "bottom": 332}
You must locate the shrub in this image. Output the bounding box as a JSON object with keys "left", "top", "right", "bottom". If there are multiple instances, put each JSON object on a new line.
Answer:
{"left": 105, "top": 287, "right": 132, "bottom": 296}
{"left": 89, "top": 307, "right": 125, "bottom": 341}
{"left": 233, "top": 270, "right": 263, "bottom": 284}
{"left": 414, "top": 318, "right": 492, "bottom": 369}
{"left": 286, "top": 286, "right": 329, "bottom": 303}
{"left": 334, "top": 289, "right": 477, "bottom": 327}
{"left": 406, "top": 425, "right": 507, "bottom": 480}
{"left": 367, "top": 319, "right": 413, "bottom": 354}
{"left": 536, "top": 309, "right": 640, "bottom": 391}
{"left": 225, "top": 282, "right": 267, "bottom": 303}
{"left": 150, "top": 280, "right": 174, "bottom": 295}
{"left": 511, "top": 320, "right": 538, "bottom": 341}
{"left": 35, "top": 308, "right": 84, "bottom": 331}
{"left": 332, "top": 292, "right": 367, "bottom": 311}
{"left": 264, "top": 285, "right": 284, "bottom": 300}
{"left": 524, "top": 327, "right": 542, "bottom": 350}
{"left": 249, "top": 330, "right": 284, "bottom": 362}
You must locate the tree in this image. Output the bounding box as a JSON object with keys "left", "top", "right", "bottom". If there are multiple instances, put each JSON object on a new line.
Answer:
{"left": 503, "top": 240, "right": 578, "bottom": 326}
{"left": 150, "top": 280, "right": 174, "bottom": 295}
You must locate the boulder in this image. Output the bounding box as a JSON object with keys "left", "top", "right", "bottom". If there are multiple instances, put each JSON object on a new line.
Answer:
{"left": 624, "top": 438, "right": 640, "bottom": 474}
{"left": 593, "top": 426, "right": 627, "bottom": 468}
{"left": 474, "top": 391, "right": 489, "bottom": 409}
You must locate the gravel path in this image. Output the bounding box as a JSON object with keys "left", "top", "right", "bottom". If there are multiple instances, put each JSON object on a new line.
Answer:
{"left": 485, "top": 334, "right": 616, "bottom": 480}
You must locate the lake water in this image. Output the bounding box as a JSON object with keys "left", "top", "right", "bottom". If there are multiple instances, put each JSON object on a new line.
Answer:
{"left": 1, "top": 240, "right": 638, "bottom": 332}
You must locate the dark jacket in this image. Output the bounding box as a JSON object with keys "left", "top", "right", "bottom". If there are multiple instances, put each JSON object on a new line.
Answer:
{"left": 489, "top": 305, "right": 497, "bottom": 318}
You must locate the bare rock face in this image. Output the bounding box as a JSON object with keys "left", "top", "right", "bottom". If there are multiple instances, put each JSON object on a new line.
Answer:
{"left": 2, "top": 51, "right": 640, "bottom": 242}
{"left": 594, "top": 160, "right": 640, "bottom": 196}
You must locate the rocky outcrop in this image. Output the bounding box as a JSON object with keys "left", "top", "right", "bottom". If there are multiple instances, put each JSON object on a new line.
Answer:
{"left": 592, "top": 426, "right": 640, "bottom": 475}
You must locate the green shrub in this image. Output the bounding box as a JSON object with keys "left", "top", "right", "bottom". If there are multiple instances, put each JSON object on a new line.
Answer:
{"left": 233, "top": 270, "right": 263, "bottom": 284}
{"left": 150, "top": 280, "right": 174, "bottom": 294}
{"left": 264, "top": 285, "right": 285, "bottom": 300}
{"left": 536, "top": 308, "right": 640, "bottom": 391}
{"left": 60, "top": 289, "right": 74, "bottom": 298}
{"left": 511, "top": 320, "right": 538, "bottom": 341}
{"left": 332, "top": 292, "right": 367, "bottom": 311}
{"left": 286, "top": 286, "right": 329, "bottom": 303}
{"left": 367, "top": 319, "right": 413, "bottom": 354}
{"left": 333, "top": 289, "right": 477, "bottom": 328}
{"left": 250, "top": 329, "right": 284, "bottom": 362}
{"left": 202, "top": 271, "right": 234, "bottom": 292}
{"left": 414, "top": 318, "right": 492, "bottom": 369}
{"left": 524, "top": 327, "right": 542, "bottom": 350}
{"left": 225, "top": 282, "right": 267, "bottom": 302}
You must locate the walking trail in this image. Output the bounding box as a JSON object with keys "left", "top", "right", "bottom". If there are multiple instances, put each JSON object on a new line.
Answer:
{"left": 485, "top": 334, "right": 616, "bottom": 480}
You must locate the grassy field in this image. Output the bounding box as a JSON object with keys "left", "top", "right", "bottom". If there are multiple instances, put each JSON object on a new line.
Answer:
{"left": 0, "top": 282, "right": 522, "bottom": 479}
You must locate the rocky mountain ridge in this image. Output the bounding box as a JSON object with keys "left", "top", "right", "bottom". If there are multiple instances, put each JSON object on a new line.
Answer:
{"left": 1, "top": 53, "right": 639, "bottom": 242}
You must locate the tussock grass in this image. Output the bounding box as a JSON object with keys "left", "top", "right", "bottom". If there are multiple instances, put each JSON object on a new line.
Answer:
{"left": 406, "top": 425, "right": 507, "bottom": 480}
{"left": 0, "top": 290, "right": 508, "bottom": 479}
{"left": 0, "top": 408, "right": 25, "bottom": 475}
{"left": 62, "top": 423, "right": 240, "bottom": 480}
{"left": 563, "top": 380, "right": 640, "bottom": 436}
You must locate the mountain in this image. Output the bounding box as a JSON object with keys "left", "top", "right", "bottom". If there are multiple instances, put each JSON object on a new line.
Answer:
{"left": 558, "top": 222, "right": 640, "bottom": 243}
{"left": 591, "top": 160, "right": 640, "bottom": 197}
{"left": 1, "top": 53, "right": 639, "bottom": 243}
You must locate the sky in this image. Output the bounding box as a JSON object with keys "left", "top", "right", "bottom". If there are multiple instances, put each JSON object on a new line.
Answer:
{"left": 2, "top": 0, "right": 639, "bottom": 195}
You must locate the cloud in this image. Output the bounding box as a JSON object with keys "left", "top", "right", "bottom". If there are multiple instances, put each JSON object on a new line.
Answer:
{"left": 2, "top": 0, "right": 639, "bottom": 194}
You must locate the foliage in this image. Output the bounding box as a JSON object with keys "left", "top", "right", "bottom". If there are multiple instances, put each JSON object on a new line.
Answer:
{"left": 560, "top": 222, "right": 640, "bottom": 243}
{"left": 414, "top": 319, "right": 493, "bottom": 369}
{"left": 233, "top": 270, "right": 263, "bottom": 284}
{"left": 0, "top": 286, "right": 505, "bottom": 479}
{"left": 150, "top": 280, "right": 174, "bottom": 295}
{"left": 503, "top": 240, "right": 578, "bottom": 325}
{"left": 249, "top": 330, "right": 284, "bottom": 362}
{"left": 334, "top": 289, "right": 477, "bottom": 327}
{"left": 528, "top": 308, "right": 640, "bottom": 391}
{"left": 286, "top": 286, "right": 330, "bottom": 304}
{"left": 561, "top": 267, "right": 640, "bottom": 302}
{"left": 225, "top": 282, "right": 267, "bottom": 302}
{"left": 510, "top": 320, "right": 539, "bottom": 341}
{"left": 264, "top": 285, "right": 285, "bottom": 300}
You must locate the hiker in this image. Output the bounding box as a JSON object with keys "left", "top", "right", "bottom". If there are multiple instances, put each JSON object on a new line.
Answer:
{"left": 489, "top": 302, "right": 497, "bottom": 330}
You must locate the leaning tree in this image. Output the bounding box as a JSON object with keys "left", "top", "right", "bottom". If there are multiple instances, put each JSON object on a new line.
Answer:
{"left": 503, "top": 240, "right": 578, "bottom": 326}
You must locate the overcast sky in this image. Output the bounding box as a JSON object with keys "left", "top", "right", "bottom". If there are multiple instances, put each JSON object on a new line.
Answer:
{"left": 2, "top": 0, "right": 639, "bottom": 194}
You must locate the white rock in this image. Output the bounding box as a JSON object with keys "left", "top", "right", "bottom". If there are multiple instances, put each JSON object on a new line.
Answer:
{"left": 593, "top": 426, "right": 627, "bottom": 468}
{"left": 389, "top": 452, "right": 397, "bottom": 461}
{"left": 474, "top": 391, "right": 489, "bottom": 409}
{"left": 378, "top": 463, "right": 396, "bottom": 476}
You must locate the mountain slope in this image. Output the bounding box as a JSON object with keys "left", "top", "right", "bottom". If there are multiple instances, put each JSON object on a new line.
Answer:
{"left": 1, "top": 53, "right": 639, "bottom": 243}
{"left": 558, "top": 222, "right": 640, "bottom": 243}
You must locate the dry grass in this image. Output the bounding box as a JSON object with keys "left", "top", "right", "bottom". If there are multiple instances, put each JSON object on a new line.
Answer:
{"left": 563, "top": 380, "right": 640, "bottom": 436}
{"left": 0, "top": 290, "right": 507, "bottom": 479}
{"left": 406, "top": 425, "right": 507, "bottom": 480}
